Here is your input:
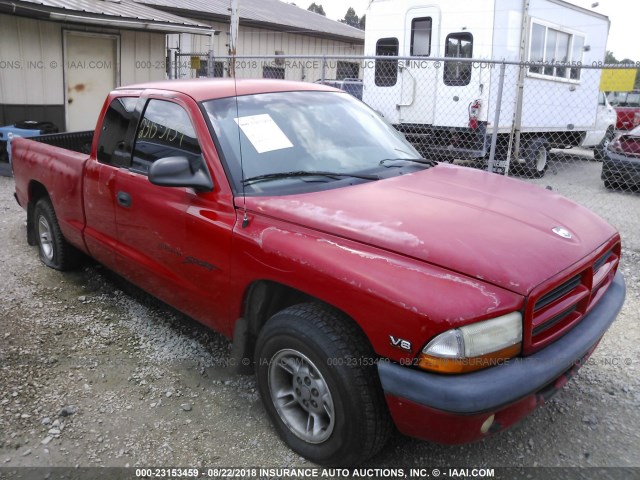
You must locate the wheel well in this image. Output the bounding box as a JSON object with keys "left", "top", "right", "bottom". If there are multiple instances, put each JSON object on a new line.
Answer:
{"left": 231, "top": 281, "right": 353, "bottom": 373}
{"left": 26, "top": 181, "right": 50, "bottom": 246}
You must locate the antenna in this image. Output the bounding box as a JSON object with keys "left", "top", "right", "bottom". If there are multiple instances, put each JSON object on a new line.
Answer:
{"left": 230, "top": 0, "right": 248, "bottom": 228}
{"left": 231, "top": 58, "right": 248, "bottom": 229}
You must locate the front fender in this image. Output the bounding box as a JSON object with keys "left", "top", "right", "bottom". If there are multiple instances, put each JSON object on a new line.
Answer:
{"left": 231, "top": 214, "right": 523, "bottom": 362}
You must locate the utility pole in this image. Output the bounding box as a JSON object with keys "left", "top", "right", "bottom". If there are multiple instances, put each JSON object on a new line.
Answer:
{"left": 229, "top": 0, "right": 239, "bottom": 77}
{"left": 511, "top": 0, "right": 530, "bottom": 165}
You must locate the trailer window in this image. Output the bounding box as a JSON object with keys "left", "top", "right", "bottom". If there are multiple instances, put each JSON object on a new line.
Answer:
{"left": 375, "top": 38, "right": 399, "bottom": 87}
{"left": 528, "top": 22, "right": 584, "bottom": 80}
{"left": 444, "top": 33, "right": 473, "bottom": 86}
{"left": 411, "top": 18, "right": 432, "bottom": 56}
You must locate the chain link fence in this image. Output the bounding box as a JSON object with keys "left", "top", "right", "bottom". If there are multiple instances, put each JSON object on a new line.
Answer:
{"left": 178, "top": 54, "right": 640, "bottom": 243}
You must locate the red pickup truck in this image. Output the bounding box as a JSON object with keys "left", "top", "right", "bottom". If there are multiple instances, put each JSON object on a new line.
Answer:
{"left": 12, "top": 79, "right": 626, "bottom": 466}
{"left": 608, "top": 90, "right": 640, "bottom": 130}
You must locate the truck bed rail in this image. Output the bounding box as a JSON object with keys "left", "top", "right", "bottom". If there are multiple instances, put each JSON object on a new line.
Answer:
{"left": 31, "top": 131, "right": 94, "bottom": 155}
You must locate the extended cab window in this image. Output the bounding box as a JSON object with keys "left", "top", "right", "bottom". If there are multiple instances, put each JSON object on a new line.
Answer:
{"left": 131, "top": 99, "right": 202, "bottom": 175}
{"left": 96, "top": 97, "right": 137, "bottom": 166}
{"left": 444, "top": 32, "right": 473, "bottom": 86}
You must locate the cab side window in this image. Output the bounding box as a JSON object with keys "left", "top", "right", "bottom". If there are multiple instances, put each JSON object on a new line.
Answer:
{"left": 96, "top": 97, "right": 137, "bottom": 167}
{"left": 131, "top": 99, "right": 202, "bottom": 175}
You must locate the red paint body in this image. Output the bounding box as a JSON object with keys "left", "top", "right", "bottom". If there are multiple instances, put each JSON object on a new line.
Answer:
{"left": 11, "top": 79, "right": 623, "bottom": 445}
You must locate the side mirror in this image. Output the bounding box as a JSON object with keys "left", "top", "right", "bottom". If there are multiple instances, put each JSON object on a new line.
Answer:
{"left": 149, "top": 156, "right": 214, "bottom": 192}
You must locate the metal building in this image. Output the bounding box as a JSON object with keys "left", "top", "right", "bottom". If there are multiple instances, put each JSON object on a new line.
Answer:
{"left": 135, "top": 0, "right": 365, "bottom": 82}
{"left": 0, "top": 0, "right": 211, "bottom": 131}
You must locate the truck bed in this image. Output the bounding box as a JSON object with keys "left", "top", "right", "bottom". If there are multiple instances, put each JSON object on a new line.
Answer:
{"left": 12, "top": 134, "right": 92, "bottom": 253}
{"left": 30, "top": 131, "right": 93, "bottom": 154}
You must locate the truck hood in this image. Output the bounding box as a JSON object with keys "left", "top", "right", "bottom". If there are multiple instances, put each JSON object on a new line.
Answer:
{"left": 244, "top": 164, "right": 616, "bottom": 295}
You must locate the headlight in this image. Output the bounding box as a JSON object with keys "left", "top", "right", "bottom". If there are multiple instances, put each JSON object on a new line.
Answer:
{"left": 417, "top": 312, "right": 522, "bottom": 374}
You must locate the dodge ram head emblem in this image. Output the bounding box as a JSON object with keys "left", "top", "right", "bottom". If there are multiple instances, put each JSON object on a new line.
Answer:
{"left": 552, "top": 227, "right": 572, "bottom": 239}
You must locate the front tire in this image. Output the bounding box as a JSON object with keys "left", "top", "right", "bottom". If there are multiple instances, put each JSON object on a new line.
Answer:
{"left": 33, "top": 198, "right": 80, "bottom": 270}
{"left": 255, "top": 303, "right": 391, "bottom": 466}
{"left": 594, "top": 128, "right": 614, "bottom": 161}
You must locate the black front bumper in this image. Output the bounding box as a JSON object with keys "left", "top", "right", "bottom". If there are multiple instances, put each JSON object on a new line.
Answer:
{"left": 602, "top": 151, "right": 640, "bottom": 186}
{"left": 378, "top": 271, "right": 626, "bottom": 414}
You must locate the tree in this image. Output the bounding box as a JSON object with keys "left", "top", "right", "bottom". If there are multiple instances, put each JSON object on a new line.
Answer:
{"left": 340, "top": 7, "right": 360, "bottom": 28}
{"left": 358, "top": 14, "right": 366, "bottom": 30}
{"left": 605, "top": 51, "right": 618, "bottom": 64}
{"left": 307, "top": 2, "right": 326, "bottom": 15}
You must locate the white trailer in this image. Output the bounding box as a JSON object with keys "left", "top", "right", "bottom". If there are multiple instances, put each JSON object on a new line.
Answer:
{"left": 363, "top": 0, "right": 611, "bottom": 177}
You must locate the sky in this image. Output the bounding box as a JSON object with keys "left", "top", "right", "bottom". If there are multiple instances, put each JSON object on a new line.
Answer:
{"left": 309, "top": 0, "right": 639, "bottom": 61}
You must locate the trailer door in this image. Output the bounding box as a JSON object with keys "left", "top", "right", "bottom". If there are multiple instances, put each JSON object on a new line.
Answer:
{"left": 397, "top": 7, "right": 440, "bottom": 125}
{"left": 432, "top": 31, "right": 478, "bottom": 128}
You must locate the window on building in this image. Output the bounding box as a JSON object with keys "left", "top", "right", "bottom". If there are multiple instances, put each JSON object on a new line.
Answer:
{"left": 131, "top": 99, "right": 202, "bottom": 175}
{"left": 444, "top": 32, "right": 473, "bottom": 86}
{"left": 375, "top": 37, "right": 399, "bottom": 87}
{"left": 336, "top": 61, "right": 360, "bottom": 80}
{"left": 411, "top": 17, "right": 432, "bottom": 56}
{"left": 529, "top": 22, "right": 585, "bottom": 80}
{"left": 96, "top": 97, "right": 137, "bottom": 167}
{"left": 263, "top": 66, "right": 285, "bottom": 79}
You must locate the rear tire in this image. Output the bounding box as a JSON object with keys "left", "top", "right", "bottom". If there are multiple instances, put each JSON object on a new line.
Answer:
{"left": 255, "top": 303, "right": 391, "bottom": 466}
{"left": 511, "top": 139, "right": 548, "bottom": 178}
{"left": 594, "top": 128, "right": 614, "bottom": 161}
{"left": 33, "top": 198, "right": 80, "bottom": 270}
{"left": 604, "top": 179, "right": 618, "bottom": 190}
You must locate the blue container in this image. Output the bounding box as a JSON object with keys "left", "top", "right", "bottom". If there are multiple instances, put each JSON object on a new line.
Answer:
{"left": 0, "top": 122, "right": 58, "bottom": 176}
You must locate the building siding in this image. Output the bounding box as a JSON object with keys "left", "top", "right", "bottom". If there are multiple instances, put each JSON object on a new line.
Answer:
{"left": 0, "top": 13, "right": 166, "bottom": 129}
{"left": 166, "top": 21, "right": 364, "bottom": 82}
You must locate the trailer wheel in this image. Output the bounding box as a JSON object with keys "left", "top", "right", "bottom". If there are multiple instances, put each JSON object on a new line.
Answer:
{"left": 255, "top": 303, "right": 391, "bottom": 466}
{"left": 594, "top": 128, "right": 614, "bottom": 161}
{"left": 512, "top": 139, "right": 548, "bottom": 179}
{"left": 525, "top": 139, "right": 549, "bottom": 178}
{"left": 33, "top": 198, "right": 80, "bottom": 270}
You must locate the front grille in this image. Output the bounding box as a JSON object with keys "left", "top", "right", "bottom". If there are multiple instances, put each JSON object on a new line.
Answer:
{"left": 534, "top": 275, "right": 582, "bottom": 311}
{"left": 525, "top": 241, "right": 620, "bottom": 353}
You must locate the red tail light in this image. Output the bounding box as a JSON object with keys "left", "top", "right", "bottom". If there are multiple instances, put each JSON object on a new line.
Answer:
{"left": 468, "top": 99, "right": 481, "bottom": 130}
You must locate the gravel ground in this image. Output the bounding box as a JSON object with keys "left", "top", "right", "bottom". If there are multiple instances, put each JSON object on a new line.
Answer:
{"left": 0, "top": 155, "right": 639, "bottom": 474}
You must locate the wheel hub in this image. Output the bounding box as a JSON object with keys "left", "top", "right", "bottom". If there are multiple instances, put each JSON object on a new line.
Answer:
{"left": 268, "top": 349, "right": 335, "bottom": 444}
{"left": 38, "top": 215, "right": 54, "bottom": 261}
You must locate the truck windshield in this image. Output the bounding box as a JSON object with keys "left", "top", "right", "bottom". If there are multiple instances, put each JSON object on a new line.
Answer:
{"left": 202, "top": 91, "right": 422, "bottom": 195}
{"left": 608, "top": 91, "right": 640, "bottom": 107}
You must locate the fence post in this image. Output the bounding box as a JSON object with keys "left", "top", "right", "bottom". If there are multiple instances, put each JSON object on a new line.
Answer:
{"left": 488, "top": 61, "right": 506, "bottom": 174}
{"left": 207, "top": 51, "right": 215, "bottom": 78}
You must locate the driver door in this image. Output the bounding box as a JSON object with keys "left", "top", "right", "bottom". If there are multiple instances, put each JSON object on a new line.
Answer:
{"left": 113, "top": 95, "right": 235, "bottom": 328}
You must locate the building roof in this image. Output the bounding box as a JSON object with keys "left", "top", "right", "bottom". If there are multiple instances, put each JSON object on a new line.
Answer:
{"left": 0, "top": 0, "right": 212, "bottom": 33}
{"left": 135, "top": 0, "right": 365, "bottom": 43}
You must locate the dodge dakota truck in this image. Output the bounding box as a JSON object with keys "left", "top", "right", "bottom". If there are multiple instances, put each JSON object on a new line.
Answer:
{"left": 12, "top": 79, "right": 626, "bottom": 466}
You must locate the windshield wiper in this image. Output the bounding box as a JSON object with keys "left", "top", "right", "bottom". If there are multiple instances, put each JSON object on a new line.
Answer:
{"left": 242, "top": 170, "right": 380, "bottom": 186}
{"left": 379, "top": 158, "right": 437, "bottom": 167}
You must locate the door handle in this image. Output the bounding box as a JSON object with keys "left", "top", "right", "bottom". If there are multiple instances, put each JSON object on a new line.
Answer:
{"left": 117, "top": 191, "right": 132, "bottom": 208}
